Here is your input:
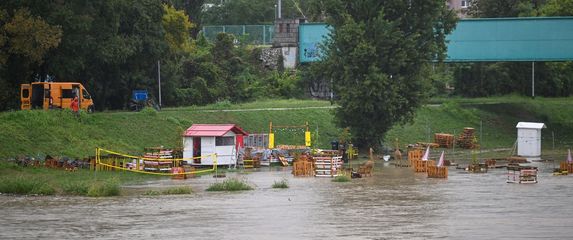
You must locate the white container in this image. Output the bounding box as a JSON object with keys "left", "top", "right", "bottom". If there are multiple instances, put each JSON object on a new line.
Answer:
{"left": 516, "top": 122, "right": 546, "bottom": 157}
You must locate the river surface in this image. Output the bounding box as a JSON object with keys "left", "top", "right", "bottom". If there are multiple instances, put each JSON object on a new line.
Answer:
{"left": 1, "top": 161, "right": 572, "bottom": 240}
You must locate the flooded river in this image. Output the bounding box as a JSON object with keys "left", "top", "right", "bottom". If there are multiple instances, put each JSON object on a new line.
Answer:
{"left": 1, "top": 161, "right": 573, "bottom": 239}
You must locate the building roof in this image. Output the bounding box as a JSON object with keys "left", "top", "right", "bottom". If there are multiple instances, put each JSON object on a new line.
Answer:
{"left": 516, "top": 122, "right": 546, "bottom": 129}
{"left": 183, "top": 124, "right": 248, "bottom": 137}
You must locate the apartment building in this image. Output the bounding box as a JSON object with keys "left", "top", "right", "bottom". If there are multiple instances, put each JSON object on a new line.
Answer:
{"left": 446, "top": 0, "right": 472, "bottom": 18}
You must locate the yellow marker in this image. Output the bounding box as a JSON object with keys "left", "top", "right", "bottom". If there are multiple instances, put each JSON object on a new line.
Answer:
{"left": 269, "top": 133, "right": 275, "bottom": 149}
{"left": 305, "top": 131, "right": 311, "bottom": 147}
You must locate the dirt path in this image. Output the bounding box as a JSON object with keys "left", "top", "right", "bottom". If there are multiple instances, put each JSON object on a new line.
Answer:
{"left": 197, "top": 106, "right": 338, "bottom": 113}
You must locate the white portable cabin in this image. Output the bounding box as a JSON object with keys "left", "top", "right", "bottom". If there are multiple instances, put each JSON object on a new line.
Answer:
{"left": 182, "top": 124, "right": 248, "bottom": 166}
{"left": 516, "top": 122, "right": 546, "bottom": 157}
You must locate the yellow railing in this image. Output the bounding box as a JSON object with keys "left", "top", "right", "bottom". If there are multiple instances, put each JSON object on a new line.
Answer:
{"left": 95, "top": 148, "right": 217, "bottom": 176}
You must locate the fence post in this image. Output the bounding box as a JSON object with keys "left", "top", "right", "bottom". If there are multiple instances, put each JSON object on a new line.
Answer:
{"left": 263, "top": 25, "right": 266, "bottom": 45}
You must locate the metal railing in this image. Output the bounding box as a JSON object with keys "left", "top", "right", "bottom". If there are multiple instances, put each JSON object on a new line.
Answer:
{"left": 202, "top": 25, "right": 274, "bottom": 45}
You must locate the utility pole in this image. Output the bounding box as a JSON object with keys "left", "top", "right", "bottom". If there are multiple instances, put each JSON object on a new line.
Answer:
{"left": 277, "top": 0, "right": 282, "bottom": 19}
{"left": 158, "top": 60, "right": 162, "bottom": 109}
{"left": 532, "top": 61, "right": 535, "bottom": 99}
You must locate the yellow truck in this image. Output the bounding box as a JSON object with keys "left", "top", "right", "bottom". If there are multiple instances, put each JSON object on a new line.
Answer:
{"left": 20, "top": 82, "right": 95, "bottom": 112}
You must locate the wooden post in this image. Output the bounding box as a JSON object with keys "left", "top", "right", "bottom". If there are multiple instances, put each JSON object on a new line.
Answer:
{"left": 369, "top": 148, "right": 374, "bottom": 161}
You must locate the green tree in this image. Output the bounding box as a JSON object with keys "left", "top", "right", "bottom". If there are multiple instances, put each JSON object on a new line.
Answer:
{"left": 202, "top": 0, "right": 275, "bottom": 25}
{"left": 0, "top": 7, "right": 62, "bottom": 110}
{"left": 201, "top": 0, "right": 326, "bottom": 25}
{"left": 168, "top": 0, "right": 204, "bottom": 37}
{"left": 160, "top": 3, "right": 198, "bottom": 107}
{"left": 211, "top": 32, "right": 248, "bottom": 102}
{"left": 163, "top": 4, "right": 195, "bottom": 54}
{"left": 318, "top": 0, "right": 456, "bottom": 148}
{"left": 0, "top": 10, "right": 6, "bottom": 65}
{"left": 542, "top": 0, "right": 573, "bottom": 15}
{"left": 2, "top": 8, "right": 62, "bottom": 64}
{"left": 540, "top": 0, "right": 573, "bottom": 98}
{"left": 454, "top": 0, "right": 573, "bottom": 98}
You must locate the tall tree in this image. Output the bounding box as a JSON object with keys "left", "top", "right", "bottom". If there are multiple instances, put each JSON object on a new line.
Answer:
{"left": 168, "top": 0, "right": 204, "bottom": 37}
{"left": 468, "top": 0, "right": 546, "bottom": 17}
{"left": 0, "top": 7, "right": 62, "bottom": 110}
{"left": 319, "top": 0, "right": 456, "bottom": 148}
{"left": 0, "top": 8, "right": 62, "bottom": 64}
{"left": 163, "top": 4, "right": 195, "bottom": 54}
{"left": 455, "top": 0, "right": 573, "bottom": 98}
{"left": 542, "top": 0, "right": 573, "bottom": 16}
{"left": 201, "top": 0, "right": 327, "bottom": 25}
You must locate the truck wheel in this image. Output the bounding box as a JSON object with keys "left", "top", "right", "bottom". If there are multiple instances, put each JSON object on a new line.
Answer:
{"left": 87, "top": 105, "right": 95, "bottom": 113}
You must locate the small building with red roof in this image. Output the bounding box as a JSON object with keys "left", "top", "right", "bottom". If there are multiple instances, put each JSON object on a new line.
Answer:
{"left": 182, "top": 124, "right": 248, "bottom": 166}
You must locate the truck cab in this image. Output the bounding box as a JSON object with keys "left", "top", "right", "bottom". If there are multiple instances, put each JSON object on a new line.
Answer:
{"left": 21, "top": 82, "right": 95, "bottom": 112}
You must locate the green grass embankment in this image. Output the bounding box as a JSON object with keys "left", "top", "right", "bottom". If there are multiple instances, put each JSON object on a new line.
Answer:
{"left": 0, "top": 161, "right": 160, "bottom": 196}
{"left": 386, "top": 97, "right": 573, "bottom": 151}
{"left": 0, "top": 99, "right": 338, "bottom": 158}
{"left": 1, "top": 97, "right": 572, "bottom": 160}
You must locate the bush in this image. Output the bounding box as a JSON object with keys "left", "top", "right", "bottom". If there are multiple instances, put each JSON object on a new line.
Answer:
{"left": 87, "top": 179, "right": 120, "bottom": 197}
{"left": 62, "top": 182, "right": 90, "bottom": 196}
{"left": 162, "top": 186, "right": 192, "bottom": 195}
{"left": 143, "top": 190, "right": 161, "bottom": 196}
{"left": 33, "top": 184, "right": 56, "bottom": 195}
{"left": 213, "top": 99, "right": 232, "bottom": 109}
{"left": 206, "top": 178, "right": 253, "bottom": 191}
{"left": 139, "top": 107, "right": 158, "bottom": 116}
{"left": 332, "top": 175, "right": 351, "bottom": 183}
{"left": 0, "top": 176, "right": 55, "bottom": 195}
{"left": 272, "top": 179, "right": 289, "bottom": 189}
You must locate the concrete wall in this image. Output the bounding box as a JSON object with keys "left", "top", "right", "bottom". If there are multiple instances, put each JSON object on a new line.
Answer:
{"left": 273, "top": 19, "right": 302, "bottom": 47}
{"left": 273, "top": 18, "right": 305, "bottom": 69}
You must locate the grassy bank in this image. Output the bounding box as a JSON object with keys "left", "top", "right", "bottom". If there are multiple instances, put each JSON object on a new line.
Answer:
{"left": 0, "top": 99, "right": 338, "bottom": 158}
{"left": 0, "top": 161, "right": 160, "bottom": 196}
{"left": 386, "top": 97, "right": 573, "bottom": 150}
{"left": 1, "top": 97, "right": 572, "bottom": 159}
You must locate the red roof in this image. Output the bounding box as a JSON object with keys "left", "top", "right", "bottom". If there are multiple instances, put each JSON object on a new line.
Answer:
{"left": 183, "top": 124, "right": 248, "bottom": 137}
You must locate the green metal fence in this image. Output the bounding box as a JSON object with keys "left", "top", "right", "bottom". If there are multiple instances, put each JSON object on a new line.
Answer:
{"left": 202, "top": 25, "right": 274, "bottom": 45}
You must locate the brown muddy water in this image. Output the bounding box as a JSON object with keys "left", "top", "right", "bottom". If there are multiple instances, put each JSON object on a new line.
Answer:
{"left": 1, "top": 161, "right": 573, "bottom": 240}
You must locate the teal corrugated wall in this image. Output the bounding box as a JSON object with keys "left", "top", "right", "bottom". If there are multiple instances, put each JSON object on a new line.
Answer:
{"left": 298, "top": 17, "right": 573, "bottom": 62}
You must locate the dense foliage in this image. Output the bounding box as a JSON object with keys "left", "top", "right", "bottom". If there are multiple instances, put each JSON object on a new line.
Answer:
{"left": 317, "top": 0, "right": 457, "bottom": 148}
{"left": 0, "top": 0, "right": 305, "bottom": 111}
{"left": 453, "top": 0, "right": 573, "bottom": 98}
{"left": 202, "top": 0, "right": 328, "bottom": 24}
